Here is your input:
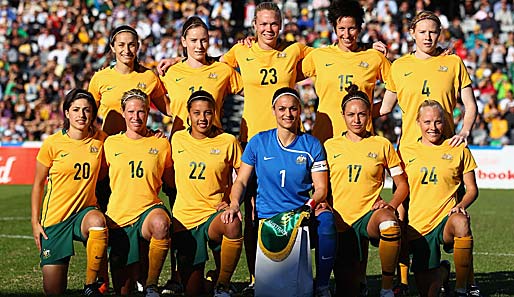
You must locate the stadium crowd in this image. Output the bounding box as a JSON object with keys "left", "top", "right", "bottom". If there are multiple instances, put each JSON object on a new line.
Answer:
{"left": 0, "top": 0, "right": 513, "bottom": 146}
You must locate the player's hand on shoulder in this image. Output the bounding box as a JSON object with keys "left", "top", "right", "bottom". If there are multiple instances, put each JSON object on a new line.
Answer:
{"left": 372, "top": 41, "right": 388, "bottom": 56}
{"left": 157, "top": 57, "right": 182, "bottom": 76}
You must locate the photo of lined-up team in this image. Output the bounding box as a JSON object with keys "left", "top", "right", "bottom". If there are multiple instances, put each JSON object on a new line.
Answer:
{"left": 3, "top": 0, "right": 512, "bottom": 296}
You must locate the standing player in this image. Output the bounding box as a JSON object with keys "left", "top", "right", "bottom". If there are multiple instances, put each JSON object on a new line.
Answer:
{"left": 171, "top": 90, "right": 243, "bottom": 296}
{"left": 379, "top": 11, "right": 478, "bottom": 294}
{"left": 402, "top": 100, "right": 478, "bottom": 297}
{"left": 31, "top": 89, "right": 108, "bottom": 296}
{"left": 160, "top": 16, "right": 243, "bottom": 135}
{"left": 324, "top": 85, "right": 408, "bottom": 297}
{"left": 104, "top": 89, "right": 172, "bottom": 297}
{"left": 89, "top": 25, "right": 170, "bottom": 136}
{"left": 302, "top": 0, "right": 391, "bottom": 144}
{"left": 223, "top": 87, "right": 336, "bottom": 297}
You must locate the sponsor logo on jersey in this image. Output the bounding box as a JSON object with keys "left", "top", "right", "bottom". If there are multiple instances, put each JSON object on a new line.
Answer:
{"left": 358, "top": 61, "right": 369, "bottom": 69}
{"left": 404, "top": 72, "right": 413, "bottom": 77}
{"left": 210, "top": 148, "right": 220, "bottom": 155}
{"left": 148, "top": 148, "right": 159, "bottom": 155}
{"left": 60, "top": 153, "right": 69, "bottom": 158}
{"left": 175, "top": 77, "right": 185, "bottom": 82}
{"left": 208, "top": 72, "right": 218, "bottom": 79}
{"left": 408, "top": 158, "right": 416, "bottom": 163}
{"left": 106, "top": 86, "right": 114, "bottom": 91}
{"left": 441, "top": 153, "right": 453, "bottom": 160}
{"left": 333, "top": 153, "right": 342, "bottom": 159}
{"left": 114, "top": 152, "right": 123, "bottom": 156}
{"left": 137, "top": 82, "right": 147, "bottom": 89}
{"left": 367, "top": 152, "right": 378, "bottom": 159}
{"left": 277, "top": 52, "right": 287, "bottom": 58}
{"left": 296, "top": 155, "right": 307, "bottom": 164}
{"left": 263, "top": 156, "right": 275, "bottom": 161}
{"left": 438, "top": 66, "right": 448, "bottom": 72}
{"left": 178, "top": 149, "right": 185, "bottom": 153}
{"left": 246, "top": 57, "right": 255, "bottom": 61}
{"left": 90, "top": 146, "right": 99, "bottom": 153}
{"left": 325, "top": 63, "right": 334, "bottom": 67}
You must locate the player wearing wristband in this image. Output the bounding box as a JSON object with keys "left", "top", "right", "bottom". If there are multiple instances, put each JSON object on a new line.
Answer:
{"left": 324, "top": 85, "right": 408, "bottom": 297}
{"left": 222, "top": 87, "right": 336, "bottom": 296}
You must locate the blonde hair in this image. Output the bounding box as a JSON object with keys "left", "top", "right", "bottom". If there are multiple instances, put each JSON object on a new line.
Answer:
{"left": 416, "top": 100, "right": 445, "bottom": 121}
{"left": 121, "top": 89, "right": 149, "bottom": 111}
{"left": 410, "top": 10, "right": 441, "bottom": 31}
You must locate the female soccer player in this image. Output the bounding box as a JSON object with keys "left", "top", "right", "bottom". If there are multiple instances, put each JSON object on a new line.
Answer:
{"left": 324, "top": 85, "right": 408, "bottom": 297}
{"left": 89, "top": 25, "right": 170, "bottom": 136}
{"left": 160, "top": 16, "right": 243, "bottom": 135}
{"left": 104, "top": 89, "right": 172, "bottom": 296}
{"left": 402, "top": 100, "right": 478, "bottom": 297}
{"left": 171, "top": 90, "right": 243, "bottom": 296}
{"left": 380, "top": 10, "right": 477, "bottom": 148}
{"left": 223, "top": 87, "right": 336, "bottom": 297}
{"left": 379, "top": 11, "right": 478, "bottom": 294}
{"left": 31, "top": 89, "right": 108, "bottom": 296}
{"left": 302, "top": 0, "right": 391, "bottom": 144}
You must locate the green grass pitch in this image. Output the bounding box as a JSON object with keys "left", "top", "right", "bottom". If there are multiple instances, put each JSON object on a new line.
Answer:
{"left": 1, "top": 185, "right": 513, "bottom": 296}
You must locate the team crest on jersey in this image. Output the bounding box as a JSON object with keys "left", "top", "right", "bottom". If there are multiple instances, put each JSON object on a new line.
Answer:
{"left": 367, "top": 152, "right": 378, "bottom": 159}
{"left": 42, "top": 249, "right": 51, "bottom": 259}
{"left": 148, "top": 148, "right": 159, "bottom": 155}
{"left": 441, "top": 153, "right": 453, "bottom": 160}
{"left": 277, "top": 52, "right": 287, "bottom": 58}
{"left": 90, "top": 145, "right": 99, "bottom": 153}
{"left": 358, "top": 61, "right": 369, "bottom": 69}
{"left": 296, "top": 155, "right": 307, "bottom": 164}
{"left": 208, "top": 72, "right": 218, "bottom": 79}
{"left": 438, "top": 66, "right": 448, "bottom": 72}
{"left": 137, "top": 82, "right": 147, "bottom": 89}
{"left": 210, "top": 148, "right": 220, "bottom": 155}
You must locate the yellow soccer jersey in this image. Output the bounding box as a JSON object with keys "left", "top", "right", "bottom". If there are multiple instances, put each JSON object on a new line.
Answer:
{"left": 88, "top": 66, "right": 166, "bottom": 135}
{"left": 37, "top": 130, "right": 107, "bottom": 227}
{"left": 302, "top": 46, "right": 391, "bottom": 143}
{"left": 223, "top": 41, "right": 312, "bottom": 142}
{"left": 401, "top": 139, "right": 477, "bottom": 238}
{"left": 387, "top": 54, "right": 472, "bottom": 147}
{"left": 160, "top": 61, "right": 243, "bottom": 133}
{"left": 104, "top": 134, "right": 171, "bottom": 228}
{"left": 171, "top": 130, "right": 242, "bottom": 229}
{"left": 325, "top": 134, "right": 401, "bottom": 228}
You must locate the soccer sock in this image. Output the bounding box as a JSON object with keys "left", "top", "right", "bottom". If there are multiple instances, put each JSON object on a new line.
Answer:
{"left": 316, "top": 211, "right": 337, "bottom": 289}
{"left": 454, "top": 236, "right": 473, "bottom": 291}
{"left": 399, "top": 263, "right": 409, "bottom": 285}
{"left": 468, "top": 256, "right": 475, "bottom": 285}
{"left": 217, "top": 236, "right": 244, "bottom": 287}
{"left": 86, "top": 227, "right": 108, "bottom": 285}
{"left": 378, "top": 223, "right": 401, "bottom": 290}
{"left": 146, "top": 237, "right": 170, "bottom": 287}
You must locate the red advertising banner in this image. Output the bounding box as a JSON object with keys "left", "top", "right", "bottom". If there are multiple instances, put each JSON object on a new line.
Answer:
{"left": 0, "top": 147, "right": 39, "bottom": 184}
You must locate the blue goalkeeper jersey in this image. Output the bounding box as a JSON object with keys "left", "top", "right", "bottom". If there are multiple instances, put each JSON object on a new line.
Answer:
{"left": 242, "top": 129, "right": 328, "bottom": 219}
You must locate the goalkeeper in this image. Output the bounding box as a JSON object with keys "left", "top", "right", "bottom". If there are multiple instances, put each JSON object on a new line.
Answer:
{"left": 221, "top": 87, "right": 336, "bottom": 297}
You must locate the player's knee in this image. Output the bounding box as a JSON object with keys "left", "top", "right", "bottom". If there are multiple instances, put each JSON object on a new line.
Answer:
{"left": 317, "top": 211, "right": 336, "bottom": 236}
{"left": 379, "top": 220, "right": 400, "bottom": 240}
{"left": 449, "top": 213, "right": 471, "bottom": 237}
{"left": 86, "top": 210, "right": 106, "bottom": 228}
{"left": 224, "top": 218, "right": 242, "bottom": 238}
{"left": 149, "top": 216, "right": 171, "bottom": 238}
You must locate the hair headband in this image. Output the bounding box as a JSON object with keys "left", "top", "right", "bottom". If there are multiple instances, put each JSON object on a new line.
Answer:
{"left": 272, "top": 92, "right": 301, "bottom": 106}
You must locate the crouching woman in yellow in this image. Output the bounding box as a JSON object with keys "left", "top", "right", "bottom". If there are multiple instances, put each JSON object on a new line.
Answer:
{"left": 31, "top": 89, "right": 108, "bottom": 296}
{"left": 402, "top": 100, "right": 478, "bottom": 297}
{"left": 324, "top": 84, "right": 409, "bottom": 297}
{"left": 171, "top": 90, "right": 243, "bottom": 296}
{"left": 104, "top": 89, "right": 173, "bottom": 296}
